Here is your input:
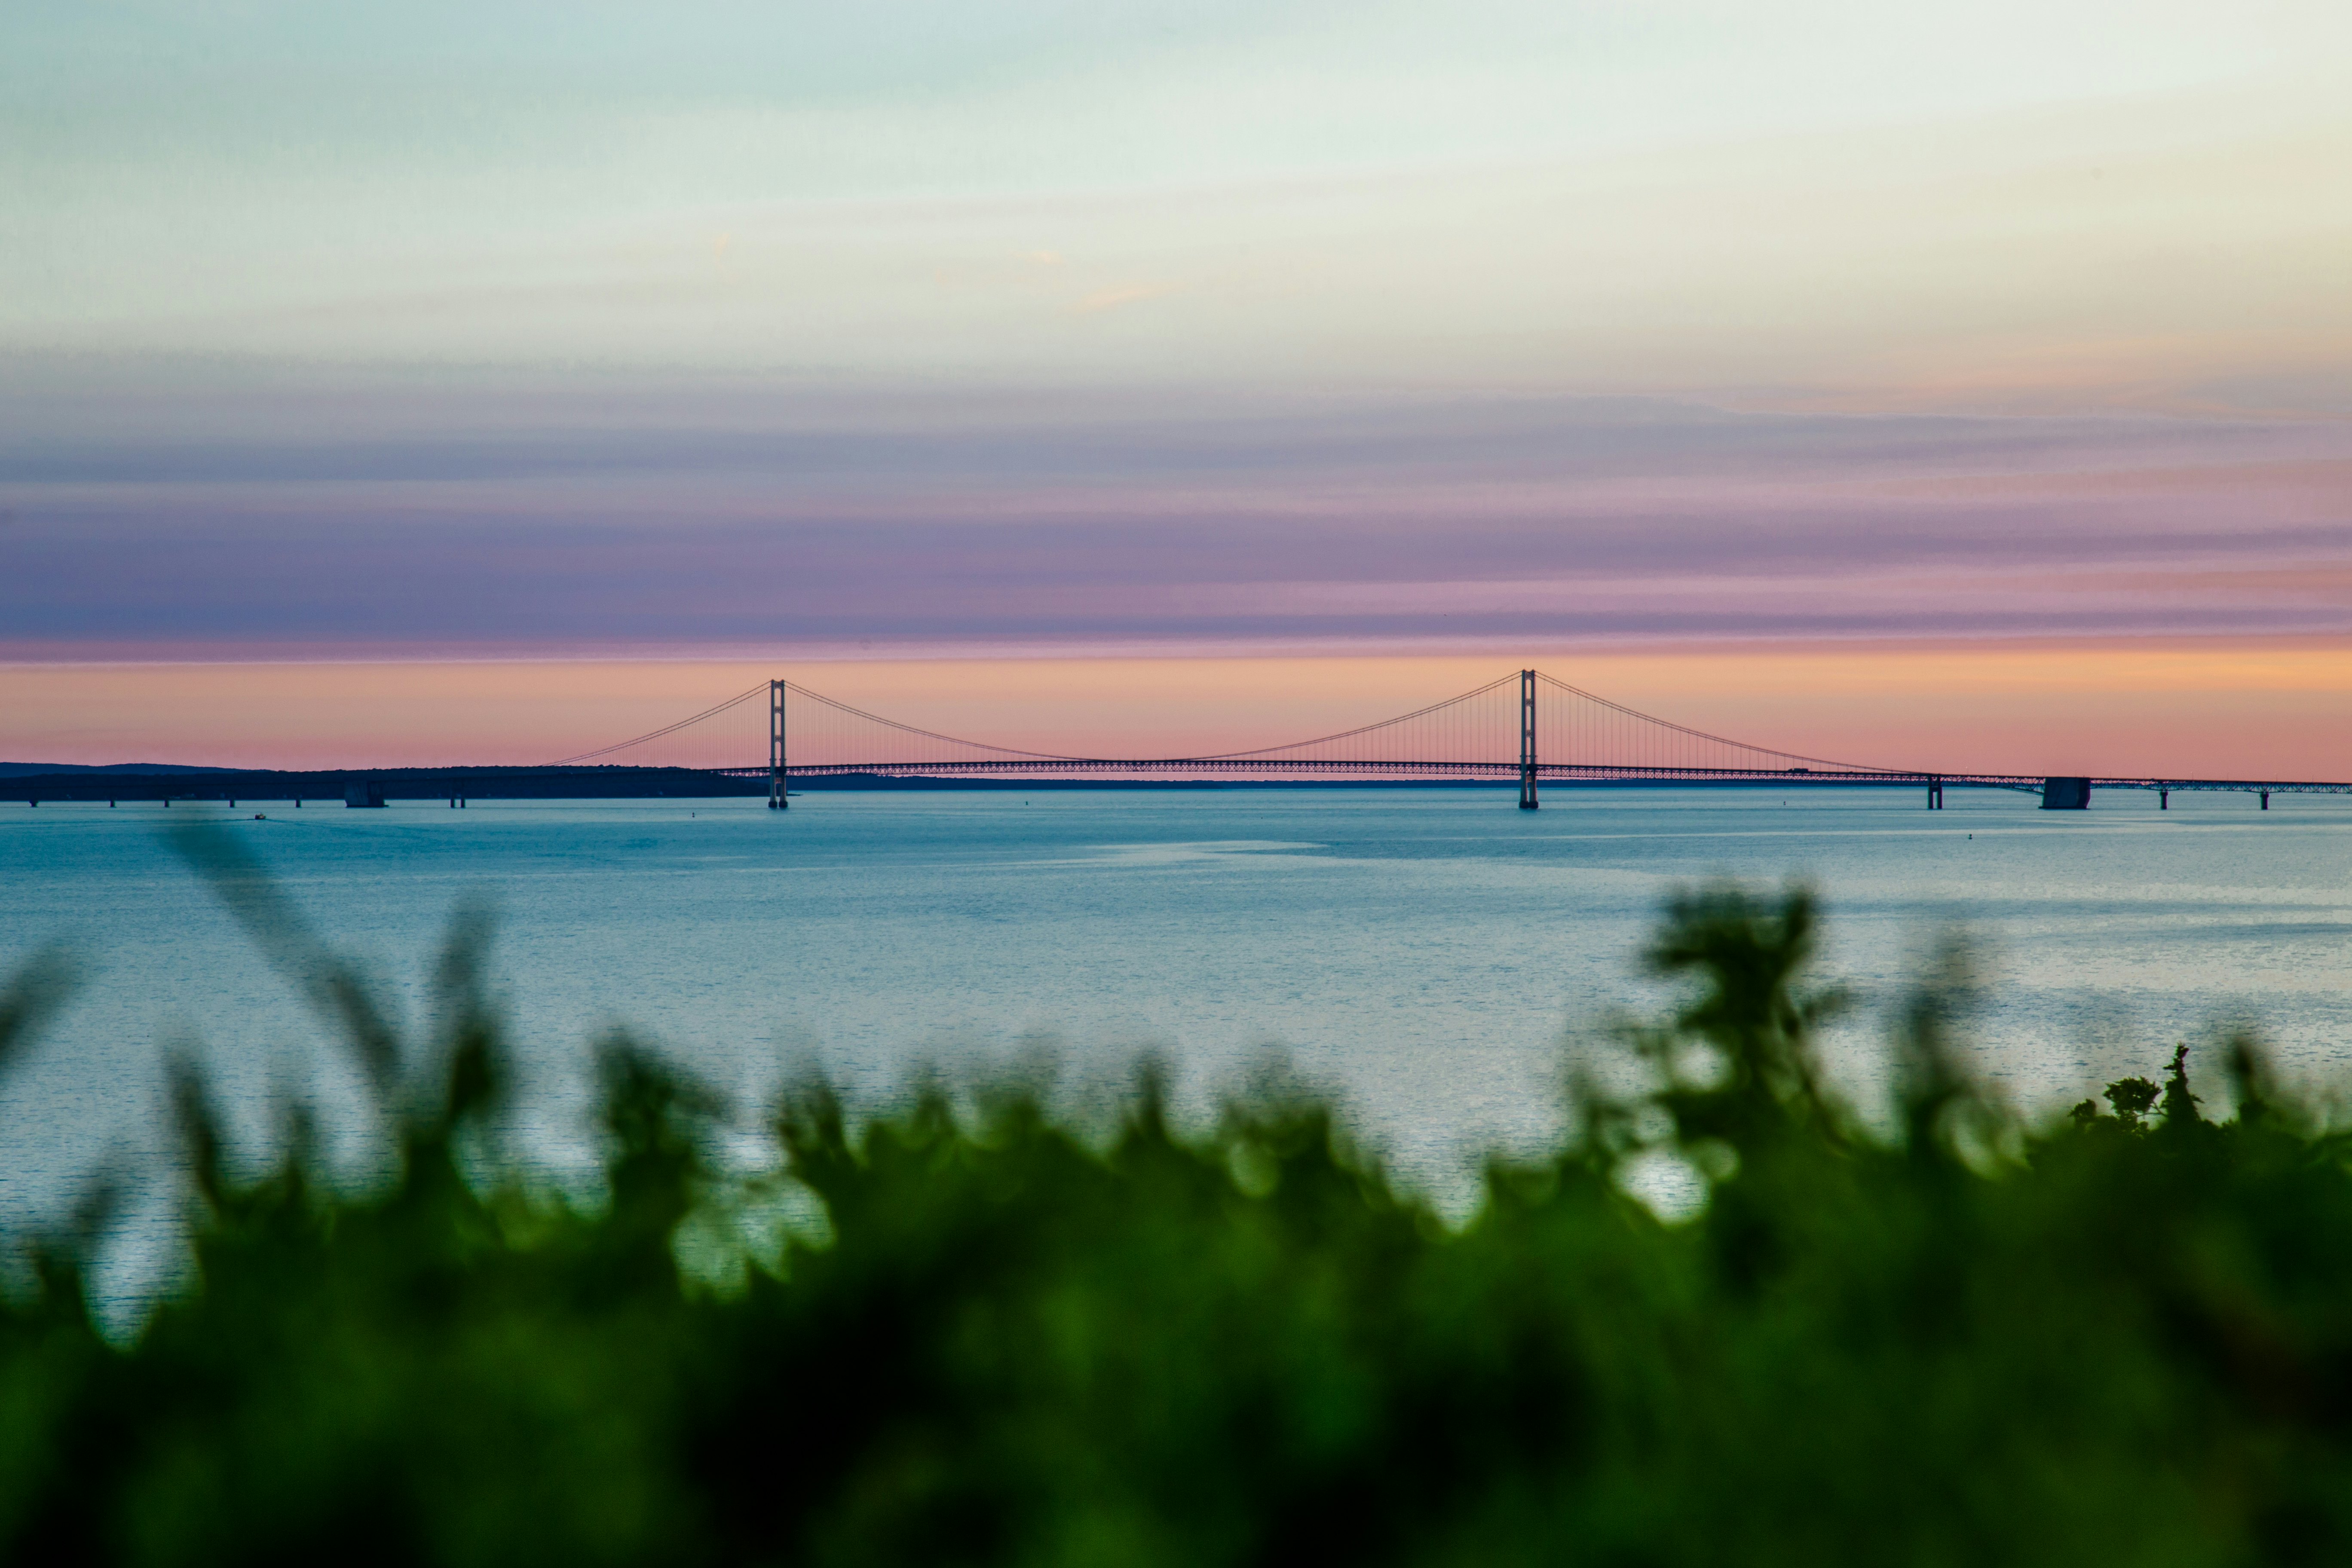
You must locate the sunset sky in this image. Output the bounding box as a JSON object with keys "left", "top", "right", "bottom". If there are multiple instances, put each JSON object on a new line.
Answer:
{"left": 4, "top": 1, "right": 2349, "bottom": 773}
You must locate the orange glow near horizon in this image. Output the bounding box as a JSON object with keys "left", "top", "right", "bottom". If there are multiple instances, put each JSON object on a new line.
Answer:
{"left": 4, "top": 641, "right": 2350, "bottom": 781}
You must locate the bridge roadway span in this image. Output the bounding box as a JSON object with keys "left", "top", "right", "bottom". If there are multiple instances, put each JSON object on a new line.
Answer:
{"left": 8, "top": 762, "right": 2349, "bottom": 809}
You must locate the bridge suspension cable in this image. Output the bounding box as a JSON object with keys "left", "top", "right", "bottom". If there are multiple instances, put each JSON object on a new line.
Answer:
{"left": 1534, "top": 672, "right": 1894, "bottom": 775}
{"left": 548, "top": 680, "right": 770, "bottom": 766}
{"left": 549, "top": 675, "right": 1093, "bottom": 770}
{"left": 549, "top": 665, "right": 1926, "bottom": 781}
{"left": 1193, "top": 673, "right": 1522, "bottom": 760}
{"left": 778, "top": 679, "right": 1079, "bottom": 762}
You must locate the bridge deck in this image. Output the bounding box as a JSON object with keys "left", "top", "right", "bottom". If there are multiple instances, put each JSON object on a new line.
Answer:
{"left": 747, "top": 761, "right": 2352, "bottom": 795}
{"left": 25, "top": 666, "right": 2340, "bottom": 805}
{"left": 8, "top": 762, "right": 2349, "bottom": 803}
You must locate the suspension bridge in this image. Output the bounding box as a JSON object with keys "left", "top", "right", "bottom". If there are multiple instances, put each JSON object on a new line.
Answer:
{"left": 581, "top": 669, "right": 2345, "bottom": 813}
{"left": 9, "top": 668, "right": 2346, "bottom": 810}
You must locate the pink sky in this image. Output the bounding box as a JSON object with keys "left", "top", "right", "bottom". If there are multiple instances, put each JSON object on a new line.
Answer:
{"left": 6, "top": 375, "right": 2348, "bottom": 778}
{"left": 9, "top": 640, "right": 2348, "bottom": 781}
{"left": 5, "top": 2, "right": 2348, "bottom": 777}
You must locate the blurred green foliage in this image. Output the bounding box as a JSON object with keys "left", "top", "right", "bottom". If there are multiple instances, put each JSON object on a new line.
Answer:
{"left": 4, "top": 852, "right": 2352, "bottom": 1566}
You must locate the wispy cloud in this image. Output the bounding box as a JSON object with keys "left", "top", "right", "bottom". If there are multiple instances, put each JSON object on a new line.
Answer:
{"left": 5, "top": 377, "right": 2347, "bottom": 659}
{"left": 3, "top": 0, "right": 2347, "bottom": 714}
{"left": 1070, "top": 281, "right": 1179, "bottom": 315}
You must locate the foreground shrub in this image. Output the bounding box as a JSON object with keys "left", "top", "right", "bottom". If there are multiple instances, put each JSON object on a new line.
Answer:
{"left": 1, "top": 851, "right": 2349, "bottom": 1565}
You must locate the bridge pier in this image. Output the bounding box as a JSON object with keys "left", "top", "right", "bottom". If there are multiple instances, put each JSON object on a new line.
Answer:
{"left": 2262, "top": 790, "right": 2270, "bottom": 811}
{"left": 2160, "top": 788, "right": 2168, "bottom": 810}
{"left": 2040, "top": 777, "right": 2092, "bottom": 810}
{"left": 769, "top": 680, "right": 789, "bottom": 810}
{"left": 1926, "top": 778, "right": 1943, "bottom": 810}
{"left": 1518, "top": 669, "right": 1539, "bottom": 809}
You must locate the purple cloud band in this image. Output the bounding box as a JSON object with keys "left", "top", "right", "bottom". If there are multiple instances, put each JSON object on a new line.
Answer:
{"left": 6, "top": 378, "right": 2347, "bottom": 654}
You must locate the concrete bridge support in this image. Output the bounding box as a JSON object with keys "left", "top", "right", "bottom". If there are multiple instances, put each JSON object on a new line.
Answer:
{"left": 768, "top": 680, "right": 788, "bottom": 810}
{"left": 1518, "top": 669, "right": 1538, "bottom": 809}
{"left": 2040, "top": 777, "right": 2092, "bottom": 810}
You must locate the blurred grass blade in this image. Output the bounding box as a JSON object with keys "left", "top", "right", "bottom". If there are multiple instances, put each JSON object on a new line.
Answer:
{"left": 169, "top": 822, "right": 401, "bottom": 1101}
{"left": 0, "top": 947, "right": 74, "bottom": 1079}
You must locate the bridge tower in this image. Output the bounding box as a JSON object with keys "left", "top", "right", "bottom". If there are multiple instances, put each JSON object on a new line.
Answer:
{"left": 768, "top": 680, "right": 787, "bottom": 810}
{"left": 1519, "top": 669, "right": 1539, "bottom": 809}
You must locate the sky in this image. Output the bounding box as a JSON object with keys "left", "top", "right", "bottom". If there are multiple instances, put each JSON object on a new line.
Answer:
{"left": 3, "top": 1, "right": 2349, "bottom": 772}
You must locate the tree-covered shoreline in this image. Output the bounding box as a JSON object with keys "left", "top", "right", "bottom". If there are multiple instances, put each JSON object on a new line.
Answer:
{"left": 2, "top": 847, "right": 2348, "bottom": 1565}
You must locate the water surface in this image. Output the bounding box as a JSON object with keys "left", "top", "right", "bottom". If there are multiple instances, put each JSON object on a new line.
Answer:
{"left": 5, "top": 785, "right": 2350, "bottom": 1243}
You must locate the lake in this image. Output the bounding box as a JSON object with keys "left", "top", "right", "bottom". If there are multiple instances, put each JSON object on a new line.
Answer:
{"left": 5, "top": 784, "right": 2351, "bottom": 1299}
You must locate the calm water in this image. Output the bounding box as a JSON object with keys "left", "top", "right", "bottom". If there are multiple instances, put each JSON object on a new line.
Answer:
{"left": 5, "top": 785, "right": 2352, "bottom": 1286}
